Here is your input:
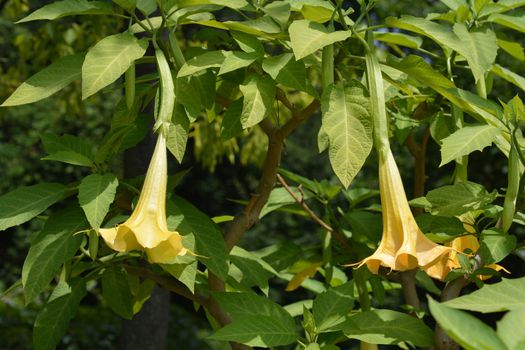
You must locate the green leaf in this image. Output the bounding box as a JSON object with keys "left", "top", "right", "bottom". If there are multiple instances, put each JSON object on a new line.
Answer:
{"left": 259, "top": 186, "right": 311, "bottom": 218}
{"left": 451, "top": 24, "right": 497, "bottom": 83}
{"left": 479, "top": 228, "right": 517, "bottom": 264}
{"left": 218, "top": 51, "right": 258, "bottom": 75}
{"left": 230, "top": 246, "right": 274, "bottom": 291}
{"left": 136, "top": 0, "right": 156, "bottom": 14}
{"left": 262, "top": 53, "right": 313, "bottom": 94}
{"left": 374, "top": 32, "right": 422, "bottom": 49}
{"left": 177, "top": 50, "right": 226, "bottom": 77}
{"left": 176, "top": 0, "right": 250, "bottom": 10}
{"left": 497, "top": 38, "right": 524, "bottom": 61}
{"left": 210, "top": 315, "right": 297, "bottom": 347}
{"left": 416, "top": 214, "right": 466, "bottom": 243}
{"left": 101, "top": 266, "right": 134, "bottom": 319}
{"left": 232, "top": 31, "right": 265, "bottom": 55}
{"left": 17, "top": 0, "right": 113, "bottom": 23}
{"left": 492, "top": 64, "right": 525, "bottom": 91}
{"left": 313, "top": 282, "right": 355, "bottom": 332}
{"left": 22, "top": 207, "right": 87, "bottom": 303}
{"left": 321, "top": 81, "right": 372, "bottom": 188}
{"left": 176, "top": 71, "right": 216, "bottom": 120}
{"left": 78, "top": 173, "right": 118, "bottom": 230}
{"left": 440, "top": 125, "right": 501, "bottom": 166}
{"left": 113, "top": 0, "right": 136, "bottom": 11}
{"left": 341, "top": 309, "right": 434, "bottom": 347}
{"left": 41, "top": 133, "right": 95, "bottom": 167}
{"left": 220, "top": 98, "right": 243, "bottom": 141}
{"left": 426, "top": 181, "right": 496, "bottom": 216}
{"left": 162, "top": 258, "right": 197, "bottom": 293}
{"left": 0, "top": 183, "right": 68, "bottom": 231}
{"left": 1, "top": 54, "right": 84, "bottom": 106}
{"left": 239, "top": 75, "right": 276, "bottom": 128}
{"left": 289, "top": 20, "right": 351, "bottom": 60}
{"left": 166, "top": 105, "right": 190, "bottom": 163}
{"left": 33, "top": 281, "right": 87, "bottom": 350}
{"left": 167, "top": 196, "right": 229, "bottom": 279}
{"left": 82, "top": 32, "right": 148, "bottom": 99}
{"left": 444, "top": 277, "right": 525, "bottom": 312}
{"left": 429, "top": 298, "right": 507, "bottom": 350}
{"left": 263, "top": 1, "right": 291, "bottom": 28}
{"left": 497, "top": 308, "right": 525, "bottom": 350}
{"left": 489, "top": 13, "right": 525, "bottom": 33}
{"left": 385, "top": 16, "right": 458, "bottom": 50}
{"left": 211, "top": 292, "right": 297, "bottom": 346}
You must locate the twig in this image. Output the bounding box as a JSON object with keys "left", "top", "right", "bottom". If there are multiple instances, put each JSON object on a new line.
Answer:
{"left": 276, "top": 174, "right": 353, "bottom": 253}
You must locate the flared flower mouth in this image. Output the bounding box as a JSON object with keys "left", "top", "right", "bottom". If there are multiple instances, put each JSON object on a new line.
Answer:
{"left": 354, "top": 149, "right": 452, "bottom": 280}
{"left": 100, "top": 133, "right": 187, "bottom": 264}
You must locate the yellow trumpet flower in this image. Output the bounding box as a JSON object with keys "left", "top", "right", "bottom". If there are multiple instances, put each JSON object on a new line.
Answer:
{"left": 356, "top": 149, "right": 452, "bottom": 280}
{"left": 100, "top": 132, "right": 187, "bottom": 263}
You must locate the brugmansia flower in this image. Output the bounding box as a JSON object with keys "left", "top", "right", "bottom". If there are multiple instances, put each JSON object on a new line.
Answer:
{"left": 100, "top": 133, "right": 187, "bottom": 263}
{"left": 355, "top": 149, "right": 452, "bottom": 280}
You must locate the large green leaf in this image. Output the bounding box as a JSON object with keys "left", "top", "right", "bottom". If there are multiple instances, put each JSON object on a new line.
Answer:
{"left": 479, "top": 228, "right": 517, "bottom": 264}
{"left": 426, "top": 181, "right": 496, "bottom": 216}
{"left": 167, "top": 196, "right": 229, "bottom": 279}
{"left": 341, "top": 309, "right": 434, "bottom": 347}
{"left": 497, "top": 38, "right": 525, "bottom": 61}
{"left": 497, "top": 308, "right": 525, "bottom": 350}
{"left": 450, "top": 24, "right": 497, "bottom": 82}
{"left": 166, "top": 105, "right": 190, "bottom": 163}
{"left": 0, "top": 183, "right": 68, "bottom": 231}
{"left": 17, "top": 0, "right": 113, "bottom": 23}
{"left": 321, "top": 81, "right": 372, "bottom": 188}
{"left": 313, "top": 282, "right": 355, "bottom": 332}
{"left": 416, "top": 214, "right": 465, "bottom": 243}
{"left": 385, "top": 15, "right": 457, "bottom": 50}
{"left": 177, "top": 51, "right": 226, "bottom": 77}
{"left": 492, "top": 64, "right": 525, "bottom": 91}
{"left": 262, "top": 53, "right": 313, "bottom": 94}
{"left": 82, "top": 32, "right": 148, "bottom": 99}
{"left": 288, "top": 20, "right": 351, "bottom": 59}
{"left": 211, "top": 292, "right": 297, "bottom": 347}
{"left": 22, "top": 207, "right": 87, "bottom": 303}
{"left": 230, "top": 246, "right": 275, "bottom": 291}
{"left": 444, "top": 277, "right": 525, "bottom": 312}
{"left": 488, "top": 13, "right": 525, "bottom": 33}
{"left": 1, "top": 54, "right": 84, "bottom": 106}
{"left": 218, "top": 51, "right": 258, "bottom": 75}
{"left": 440, "top": 125, "right": 501, "bottom": 166}
{"left": 429, "top": 298, "right": 507, "bottom": 350}
{"left": 220, "top": 98, "right": 243, "bottom": 141}
{"left": 33, "top": 281, "right": 87, "bottom": 350}
{"left": 176, "top": 71, "right": 216, "bottom": 120}
{"left": 374, "top": 32, "right": 422, "bottom": 49}
{"left": 101, "top": 266, "right": 134, "bottom": 319}
{"left": 210, "top": 315, "right": 297, "bottom": 347}
{"left": 239, "top": 75, "right": 276, "bottom": 128}
{"left": 41, "top": 133, "right": 95, "bottom": 167}
{"left": 78, "top": 173, "right": 118, "bottom": 230}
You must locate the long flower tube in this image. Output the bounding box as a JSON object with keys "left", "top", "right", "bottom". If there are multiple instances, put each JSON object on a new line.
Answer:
{"left": 99, "top": 131, "right": 187, "bottom": 263}
{"left": 353, "top": 39, "right": 452, "bottom": 280}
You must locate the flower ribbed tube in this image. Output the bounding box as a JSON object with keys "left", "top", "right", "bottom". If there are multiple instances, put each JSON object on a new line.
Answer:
{"left": 99, "top": 132, "right": 187, "bottom": 263}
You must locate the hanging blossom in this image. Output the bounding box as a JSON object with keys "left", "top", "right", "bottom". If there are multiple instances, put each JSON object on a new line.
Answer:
{"left": 354, "top": 149, "right": 452, "bottom": 280}
{"left": 352, "top": 45, "right": 452, "bottom": 280}
{"left": 100, "top": 132, "right": 188, "bottom": 263}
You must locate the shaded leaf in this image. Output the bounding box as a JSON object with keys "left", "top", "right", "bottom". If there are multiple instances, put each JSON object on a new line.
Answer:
{"left": 22, "top": 207, "right": 87, "bottom": 303}
{"left": 78, "top": 173, "right": 118, "bottom": 230}
{"left": 101, "top": 266, "right": 134, "bottom": 319}
{"left": 17, "top": 0, "right": 113, "bottom": 23}
{"left": 0, "top": 183, "right": 68, "bottom": 231}
{"left": 2, "top": 54, "right": 84, "bottom": 106}
{"left": 33, "top": 281, "right": 87, "bottom": 350}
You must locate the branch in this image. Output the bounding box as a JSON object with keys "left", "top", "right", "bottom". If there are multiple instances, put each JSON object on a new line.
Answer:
{"left": 224, "top": 98, "right": 320, "bottom": 250}
{"left": 276, "top": 174, "right": 353, "bottom": 252}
